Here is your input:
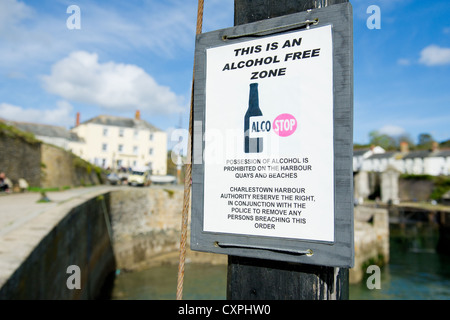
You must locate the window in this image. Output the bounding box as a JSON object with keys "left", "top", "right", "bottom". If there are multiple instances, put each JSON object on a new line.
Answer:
{"left": 134, "top": 130, "right": 139, "bottom": 139}
{"left": 103, "top": 128, "right": 108, "bottom": 136}
{"left": 149, "top": 148, "right": 153, "bottom": 155}
{"left": 102, "top": 143, "right": 108, "bottom": 152}
{"left": 118, "top": 144, "right": 123, "bottom": 152}
{"left": 119, "top": 128, "right": 124, "bottom": 137}
{"left": 133, "top": 146, "right": 138, "bottom": 154}
{"left": 149, "top": 133, "right": 154, "bottom": 141}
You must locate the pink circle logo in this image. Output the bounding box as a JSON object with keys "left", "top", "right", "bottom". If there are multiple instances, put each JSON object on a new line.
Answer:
{"left": 273, "top": 113, "right": 297, "bottom": 137}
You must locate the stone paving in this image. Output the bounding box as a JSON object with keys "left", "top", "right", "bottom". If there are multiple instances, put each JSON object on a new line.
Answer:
{"left": 0, "top": 186, "right": 116, "bottom": 289}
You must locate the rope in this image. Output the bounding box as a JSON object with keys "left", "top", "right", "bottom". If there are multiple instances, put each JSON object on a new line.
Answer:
{"left": 176, "top": 0, "right": 204, "bottom": 301}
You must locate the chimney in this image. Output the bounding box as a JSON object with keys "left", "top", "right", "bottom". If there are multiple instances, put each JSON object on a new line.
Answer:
{"left": 400, "top": 141, "right": 409, "bottom": 153}
{"left": 76, "top": 112, "right": 80, "bottom": 127}
{"left": 431, "top": 141, "right": 439, "bottom": 152}
{"left": 135, "top": 110, "right": 140, "bottom": 120}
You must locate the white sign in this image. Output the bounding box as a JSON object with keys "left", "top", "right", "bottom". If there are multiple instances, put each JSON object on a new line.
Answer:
{"left": 203, "top": 25, "right": 334, "bottom": 242}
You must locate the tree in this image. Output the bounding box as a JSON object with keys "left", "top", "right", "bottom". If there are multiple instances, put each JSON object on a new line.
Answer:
{"left": 417, "top": 133, "right": 434, "bottom": 150}
{"left": 440, "top": 139, "right": 450, "bottom": 148}
{"left": 368, "top": 130, "right": 397, "bottom": 150}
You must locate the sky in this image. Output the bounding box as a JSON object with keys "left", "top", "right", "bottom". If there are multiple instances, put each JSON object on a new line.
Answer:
{"left": 0, "top": 0, "right": 449, "bottom": 149}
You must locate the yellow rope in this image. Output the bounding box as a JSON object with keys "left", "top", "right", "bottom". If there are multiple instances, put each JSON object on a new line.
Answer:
{"left": 176, "top": 0, "right": 204, "bottom": 301}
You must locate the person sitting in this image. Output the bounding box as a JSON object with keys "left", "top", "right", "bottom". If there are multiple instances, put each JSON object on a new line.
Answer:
{"left": 0, "top": 172, "right": 11, "bottom": 193}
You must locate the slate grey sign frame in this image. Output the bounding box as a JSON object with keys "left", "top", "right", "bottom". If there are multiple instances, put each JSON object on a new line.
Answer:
{"left": 191, "top": 2, "right": 354, "bottom": 268}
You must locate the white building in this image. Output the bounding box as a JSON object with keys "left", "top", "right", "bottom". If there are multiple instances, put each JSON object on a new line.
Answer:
{"left": 354, "top": 143, "right": 450, "bottom": 177}
{"left": 361, "top": 152, "right": 403, "bottom": 173}
{"left": 70, "top": 112, "right": 167, "bottom": 175}
{"left": 353, "top": 146, "right": 385, "bottom": 172}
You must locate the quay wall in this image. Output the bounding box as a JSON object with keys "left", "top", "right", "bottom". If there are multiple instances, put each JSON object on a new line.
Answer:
{"left": 109, "top": 187, "right": 225, "bottom": 271}
{"left": 0, "top": 192, "right": 115, "bottom": 300}
{"left": 350, "top": 205, "right": 389, "bottom": 284}
{"left": 1, "top": 187, "right": 389, "bottom": 299}
{"left": 0, "top": 133, "right": 102, "bottom": 190}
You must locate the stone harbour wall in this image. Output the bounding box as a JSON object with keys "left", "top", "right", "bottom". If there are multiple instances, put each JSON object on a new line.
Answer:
{"left": 109, "top": 186, "right": 225, "bottom": 272}
{"left": 0, "top": 134, "right": 102, "bottom": 190}
{"left": 41, "top": 144, "right": 102, "bottom": 188}
{"left": 350, "top": 205, "right": 389, "bottom": 284}
{"left": 0, "top": 192, "right": 115, "bottom": 300}
{"left": 0, "top": 134, "right": 41, "bottom": 188}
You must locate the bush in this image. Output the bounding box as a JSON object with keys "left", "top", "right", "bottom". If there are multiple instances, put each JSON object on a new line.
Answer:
{"left": 430, "top": 176, "right": 450, "bottom": 201}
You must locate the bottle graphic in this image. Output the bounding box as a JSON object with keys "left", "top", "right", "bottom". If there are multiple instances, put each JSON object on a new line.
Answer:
{"left": 244, "top": 83, "right": 263, "bottom": 153}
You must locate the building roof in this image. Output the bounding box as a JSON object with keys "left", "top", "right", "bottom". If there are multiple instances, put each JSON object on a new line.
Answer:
{"left": 9, "top": 121, "right": 84, "bottom": 142}
{"left": 401, "top": 150, "right": 431, "bottom": 159}
{"left": 353, "top": 149, "right": 370, "bottom": 156}
{"left": 366, "top": 151, "right": 397, "bottom": 160}
{"left": 432, "top": 150, "right": 450, "bottom": 158}
{"left": 80, "top": 115, "right": 161, "bottom": 132}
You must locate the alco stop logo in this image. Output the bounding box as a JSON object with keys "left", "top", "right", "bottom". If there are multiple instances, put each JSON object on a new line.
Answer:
{"left": 273, "top": 113, "right": 297, "bottom": 137}
{"left": 249, "top": 113, "right": 298, "bottom": 138}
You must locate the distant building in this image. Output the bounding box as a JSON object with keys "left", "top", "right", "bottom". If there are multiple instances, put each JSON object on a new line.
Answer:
{"left": 7, "top": 120, "right": 84, "bottom": 150}
{"left": 353, "top": 146, "right": 385, "bottom": 172}
{"left": 354, "top": 142, "right": 450, "bottom": 177}
{"left": 361, "top": 151, "right": 400, "bottom": 173}
{"left": 70, "top": 111, "right": 167, "bottom": 175}
{"left": 353, "top": 142, "right": 450, "bottom": 203}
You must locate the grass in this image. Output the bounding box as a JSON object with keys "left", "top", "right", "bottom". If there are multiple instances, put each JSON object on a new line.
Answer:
{"left": 28, "top": 186, "right": 82, "bottom": 194}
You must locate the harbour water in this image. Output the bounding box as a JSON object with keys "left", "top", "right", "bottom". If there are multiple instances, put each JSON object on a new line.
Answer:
{"left": 110, "top": 223, "right": 450, "bottom": 300}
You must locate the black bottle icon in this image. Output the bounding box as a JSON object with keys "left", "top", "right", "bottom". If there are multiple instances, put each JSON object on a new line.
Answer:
{"left": 244, "top": 83, "right": 263, "bottom": 153}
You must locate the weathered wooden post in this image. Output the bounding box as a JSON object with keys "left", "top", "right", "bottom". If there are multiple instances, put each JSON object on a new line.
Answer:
{"left": 227, "top": 0, "right": 351, "bottom": 300}
{"left": 190, "top": 0, "right": 354, "bottom": 300}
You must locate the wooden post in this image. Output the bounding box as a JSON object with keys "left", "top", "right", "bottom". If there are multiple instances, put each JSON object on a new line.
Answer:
{"left": 227, "top": 0, "right": 350, "bottom": 300}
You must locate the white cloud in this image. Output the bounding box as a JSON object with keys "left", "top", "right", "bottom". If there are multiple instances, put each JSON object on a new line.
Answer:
{"left": 0, "top": 100, "right": 74, "bottom": 127}
{"left": 0, "top": 0, "right": 201, "bottom": 69}
{"left": 419, "top": 45, "right": 450, "bottom": 66}
{"left": 0, "top": 0, "right": 33, "bottom": 34}
{"left": 378, "top": 125, "right": 407, "bottom": 137}
{"left": 41, "top": 51, "right": 184, "bottom": 115}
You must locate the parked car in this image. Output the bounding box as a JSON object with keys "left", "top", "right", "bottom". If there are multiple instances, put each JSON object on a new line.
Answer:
{"left": 128, "top": 169, "right": 150, "bottom": 186}
{"left": 106, "top": 173, "right": 120, "bottom": 185}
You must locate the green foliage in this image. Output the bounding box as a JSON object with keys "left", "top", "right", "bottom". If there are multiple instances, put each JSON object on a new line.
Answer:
{"left": 400, "top": 174, "right": 450, "bottom": 201}
{"left": 430, "top": 176, "right": 450, "bottom": 201}
{"left": 361, "top": 254, "right": 385, "bottom": 275}
{"left": 73, "top": 155, "right": 104, "bottom": 183}
{"left": 440, "top": 139, "right": 450, "bottom": 148}
{"left": 400, "top": 174, "right": 434, "bottom": 181}
{"left": 0, "top": 121, "right": 40, "bottom": 145}
{"left": 417, "top": 133, "right": 434, "bottom": 150}
{"left": 368, "top": 130, "right": 398, "bottom": 150}
{"left": 28, "top": 186, "right": 60, "bottom": 192}
{"left": 163, "top": 188, "right": 175, "bottom": 198}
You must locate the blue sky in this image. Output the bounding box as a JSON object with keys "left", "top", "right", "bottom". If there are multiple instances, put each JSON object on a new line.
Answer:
{"left": 0, "top": 0, "right": 449, "bottom": 148}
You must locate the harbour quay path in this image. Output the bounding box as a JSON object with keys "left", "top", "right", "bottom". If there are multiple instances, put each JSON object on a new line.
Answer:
{"left": 0, "top": 186, "right": 116, "bottom": 291}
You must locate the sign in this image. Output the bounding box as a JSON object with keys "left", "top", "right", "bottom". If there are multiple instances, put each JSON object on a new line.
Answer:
{"left": 203, "top": 25, "right": 334, "bottom": 242}
{"left": 191, "top": 3, "right": 354, "bottom": 268}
